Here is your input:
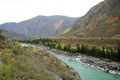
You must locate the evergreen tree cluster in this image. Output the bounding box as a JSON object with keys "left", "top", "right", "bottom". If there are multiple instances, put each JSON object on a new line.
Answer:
{"left": 76, "top": 44, "right": 120, "bottom": 61}
{"left": 20, "top": 39, "right": 120, "bottom": 61}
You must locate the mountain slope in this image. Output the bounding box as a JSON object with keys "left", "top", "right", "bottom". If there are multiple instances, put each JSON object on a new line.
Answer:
{"left": 60, "top": 0, "right": 120, "bottom": 38}
{"left": 0, "top": 29, "right": 27, "bottom": 40}
{"left": 0, "top": 15, "right": 78, "bottom": 38}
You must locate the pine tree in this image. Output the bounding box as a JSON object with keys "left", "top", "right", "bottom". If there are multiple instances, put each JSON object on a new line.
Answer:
{"left": 57, "top": 43, "right": 61, "bottom": 50}
{"left": 117, "top": 44, "right": 120, "bottom": 61}
{"left": 101, "top": 47, "right": 105, "bottom": 58}
{"left": 81, "top": 44, "right": 84, "bottom": 53}
{"left": 91, "top": 46, "right": 96, "bottom": 57}
{"left": 105, "top": 49, "right": 110, "bottom": 59}
{"left": 84, "top": 45, "right": 89, "bottom": 55}
{"left": 63, "top": 45, "right": 67, "bottom": 51}
{"left": 67, "top": 43, "right": 71, "bottom": 52}
{"left": 117, "top": 44, "right": 120, "bottom": 54}
{"left": 76, "top": 44, "right": 81, "bottom": 53}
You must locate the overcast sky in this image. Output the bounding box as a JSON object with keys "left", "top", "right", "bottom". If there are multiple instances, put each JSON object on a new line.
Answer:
{"left": 0, "top": 0, "right": 104, "bottom": 24}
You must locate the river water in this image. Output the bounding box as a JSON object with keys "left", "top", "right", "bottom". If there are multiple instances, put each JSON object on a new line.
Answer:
{"left": 21, "top": 43, "right": 120, "bottom": 80}
{"left": 55, "top": 54, "right": 120, "bottom": 80}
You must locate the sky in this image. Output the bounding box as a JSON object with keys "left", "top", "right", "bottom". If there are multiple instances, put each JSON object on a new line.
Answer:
{"left": 0, "top": 0, "right": 104, "bottom": 24}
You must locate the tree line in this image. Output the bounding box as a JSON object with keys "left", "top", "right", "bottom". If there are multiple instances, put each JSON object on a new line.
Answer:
{"left": 20, "top": 38, "right": 120, "bottom": 61}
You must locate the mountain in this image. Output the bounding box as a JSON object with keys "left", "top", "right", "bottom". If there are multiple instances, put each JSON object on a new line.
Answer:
{"left": 0, "top": 15, "right": 78, "bottom": 38}
{"left": 0, "top": 29, "right": 27, "bottom": 40}
{"left": 60, "top": 0, "right": 120, "bottom": 38}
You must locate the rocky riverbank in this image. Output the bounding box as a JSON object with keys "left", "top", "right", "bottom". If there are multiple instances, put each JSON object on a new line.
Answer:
{"left": 21, "top": 43, "right": 120, "bottom": 76}
{"left": 48, "top": 48, "right": 120, "bottom": 75}
{"left": 73, "top": 54, "right": 120, "bottom": 75}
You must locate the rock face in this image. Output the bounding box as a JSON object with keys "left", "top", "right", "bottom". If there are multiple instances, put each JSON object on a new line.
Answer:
{"left": 60, "top": 0, "right": 120, "bottom": 38}
{"left": 0, "top": 15, "right": 78, "bottom": 38}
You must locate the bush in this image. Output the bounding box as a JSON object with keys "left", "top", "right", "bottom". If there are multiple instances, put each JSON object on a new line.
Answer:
{"left": 0, "top": 65, "right": 17, "bottom": 80}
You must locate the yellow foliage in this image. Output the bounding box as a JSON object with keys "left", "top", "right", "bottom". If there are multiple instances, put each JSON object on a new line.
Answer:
{"left": 14, "top": 41, "right": 21, "bottom": 47}
{"left": 61, "top": 27, "right": 71, "bottom": 34}
{"left": 61, "top": 44, "right": 65, "bottom": 49}
{"left": 55, "top": 43, "right": 58, "bottom": 48}
{"left": 71, "top": 46, "right": 77, "bottom": 50}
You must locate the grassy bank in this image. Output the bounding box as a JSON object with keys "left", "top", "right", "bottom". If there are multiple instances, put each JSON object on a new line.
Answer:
{"left": 0, "top": 41, "right": 81, "bottom": 80}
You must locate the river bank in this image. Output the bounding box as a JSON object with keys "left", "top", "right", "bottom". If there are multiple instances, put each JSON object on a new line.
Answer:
{"left": 21, "top": 43, "right": 120, "bottom": 75}
{"left": 48, "top": 48, "right": 120, "bottom": 75}
{"left": 21, "top": 43, "right": 120, "bottom": 80}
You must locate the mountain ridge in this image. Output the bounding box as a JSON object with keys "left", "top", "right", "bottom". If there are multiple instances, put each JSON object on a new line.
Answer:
{"left": 0, "top": 15, "right": 78, "bottom": 38}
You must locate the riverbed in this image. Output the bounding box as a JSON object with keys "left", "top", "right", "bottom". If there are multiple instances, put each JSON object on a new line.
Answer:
{"left": 21, "top": 43, "right": 120, "bottom": 80}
